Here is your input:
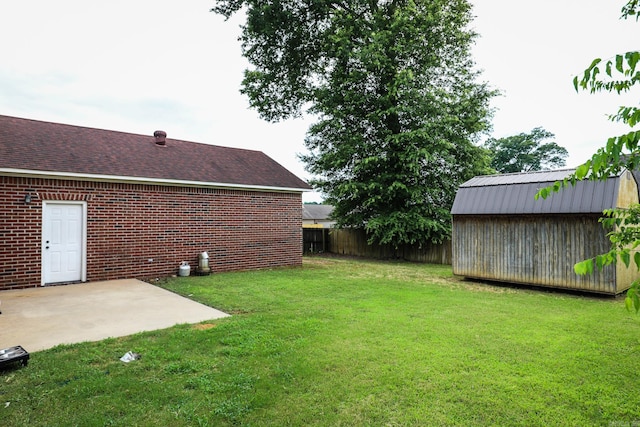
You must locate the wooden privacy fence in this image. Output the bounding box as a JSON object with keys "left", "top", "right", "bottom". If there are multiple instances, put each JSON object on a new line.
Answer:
{"left": 304, "top": 228, "right": 452, "bottom": 264}
{"left": 303, "top": 228, "right": 331, "bottom": 254}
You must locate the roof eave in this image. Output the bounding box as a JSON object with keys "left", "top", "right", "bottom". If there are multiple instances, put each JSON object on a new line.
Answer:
{"left": 0, "top": 168, "right": 311, "bottom": 193}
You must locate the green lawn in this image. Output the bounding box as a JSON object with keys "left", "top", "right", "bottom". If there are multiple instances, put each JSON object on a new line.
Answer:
{"left": 2, "top": 256, "right": 640, "bottom": 426}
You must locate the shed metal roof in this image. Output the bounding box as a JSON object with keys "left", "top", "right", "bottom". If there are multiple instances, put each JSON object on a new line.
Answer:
{"left": 460, "top": 169, "right": 575, "bottom": 187}
{"left": 451, "top": 169, "right": 623, "bottom": 215}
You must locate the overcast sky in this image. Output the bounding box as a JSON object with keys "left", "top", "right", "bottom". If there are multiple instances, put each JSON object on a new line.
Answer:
{"left": 1, "top": 1, "right": 638, "bottom": 202}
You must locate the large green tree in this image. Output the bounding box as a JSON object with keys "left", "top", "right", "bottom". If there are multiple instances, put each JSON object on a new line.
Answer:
{"left": 538, "top": 0, "right": 640, "bottom": 309}
{"left": 484, "top": 127, "right": 568, "bottom": 173}
{"left": 213, "top": 0, "right": 495, "bottom": 246}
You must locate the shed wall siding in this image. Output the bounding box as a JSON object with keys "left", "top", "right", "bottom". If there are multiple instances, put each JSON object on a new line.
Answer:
{"left": 614, "top": 170, "right": 640, "bottom": 289}
{"left": 616, "top": 170, "right": 639, "bottom": 208}
{"left": 0, "top": 176, "right": 303, "bottom": 290}
{"left": 452, "top": 215, "right": 622, "bottom": 294}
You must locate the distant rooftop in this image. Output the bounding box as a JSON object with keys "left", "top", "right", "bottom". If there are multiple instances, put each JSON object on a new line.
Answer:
{"left": 303, "top": 204, "right": 334, "bottom": 220}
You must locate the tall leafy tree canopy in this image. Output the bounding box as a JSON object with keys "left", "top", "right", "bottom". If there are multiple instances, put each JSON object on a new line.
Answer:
{"left": 538, "top": 0, "right": 640, "bottom": 310}
{"left": 213, "top": 0, "right": 495, "bottom": 246}
{"left": 484, "top": 127, "right": 568, "bottom": 173}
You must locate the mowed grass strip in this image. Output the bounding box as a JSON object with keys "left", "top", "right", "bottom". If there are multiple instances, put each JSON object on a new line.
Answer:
{"left": 2, "top": 256, "right": 640, "bottom": 426}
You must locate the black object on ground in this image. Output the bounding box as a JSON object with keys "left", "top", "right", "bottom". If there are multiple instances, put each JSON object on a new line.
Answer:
{"left": 0, "top": 345, "right": 30, "bottom": 368}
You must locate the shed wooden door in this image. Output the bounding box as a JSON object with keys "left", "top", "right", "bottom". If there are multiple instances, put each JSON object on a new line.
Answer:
{"left": 42, "top": 202, "right": 86, "bottom": 284}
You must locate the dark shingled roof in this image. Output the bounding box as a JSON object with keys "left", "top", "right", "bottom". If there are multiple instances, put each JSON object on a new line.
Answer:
{"left": 451, "top": 169, "right": 625, "bottom": 215}
{"left": 0, "top": 115, "right": 312, "bottom": 191}
{"left": 302, "top": 204, "right": 334, "bottom": 220}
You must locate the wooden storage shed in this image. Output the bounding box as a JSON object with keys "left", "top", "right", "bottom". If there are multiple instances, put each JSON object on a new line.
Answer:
{"left": 451, "top": 169, "right": 640, "bottom": 294}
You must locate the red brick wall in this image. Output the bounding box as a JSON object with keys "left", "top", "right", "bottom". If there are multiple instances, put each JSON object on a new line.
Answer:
{"left": 0, "top": 176, "right": 303, "bottom": 290}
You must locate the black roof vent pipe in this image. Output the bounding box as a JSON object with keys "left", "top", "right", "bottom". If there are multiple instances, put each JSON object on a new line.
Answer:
{"left": 154, "top": 130, "right": 167, "bottom": 146}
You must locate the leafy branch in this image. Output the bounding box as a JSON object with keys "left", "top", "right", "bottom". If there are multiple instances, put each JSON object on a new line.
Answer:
{"left": 574, "top": 52, "right": 640, "bottom": 94}
{"left": 537, "top": 0, "right": 640, "bottom": 312}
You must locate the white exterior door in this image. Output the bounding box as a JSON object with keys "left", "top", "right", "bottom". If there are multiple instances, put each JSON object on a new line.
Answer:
{"left": 42, "top": 202, "right": 86, "bottom": 285}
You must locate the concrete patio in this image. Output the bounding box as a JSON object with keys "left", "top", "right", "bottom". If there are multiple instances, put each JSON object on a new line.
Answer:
{"left": 0, "top": 279, "right": 229, "bottom": 352}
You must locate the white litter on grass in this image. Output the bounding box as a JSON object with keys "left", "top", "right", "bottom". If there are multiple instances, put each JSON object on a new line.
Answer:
{"left": 119, "top": 351, "right": 141, "bottom": 363}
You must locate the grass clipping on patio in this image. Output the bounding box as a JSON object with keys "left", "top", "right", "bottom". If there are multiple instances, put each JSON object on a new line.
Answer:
{"left": 2, "top": 256, "right": 640, "bottom": 426}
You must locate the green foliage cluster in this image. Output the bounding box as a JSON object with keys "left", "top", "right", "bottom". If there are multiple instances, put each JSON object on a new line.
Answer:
{"left": 212, "top": 0, "right": 496, "bottom": 247}
{"left": 484, "top": 127, "right": 568, "bottom": 173}
{"left": 539, "top": 1, "right": 640, "bottom": 311}
{"left": 622, "top": 0, "right": 640, "bottom": 18}
{"left": 577, "top": 52, "right": 640, "bottom": 94}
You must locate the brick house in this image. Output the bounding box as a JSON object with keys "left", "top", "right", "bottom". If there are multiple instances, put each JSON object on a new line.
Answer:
{"left": 0, "top": 115, "right": 312, "bottom": 290}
